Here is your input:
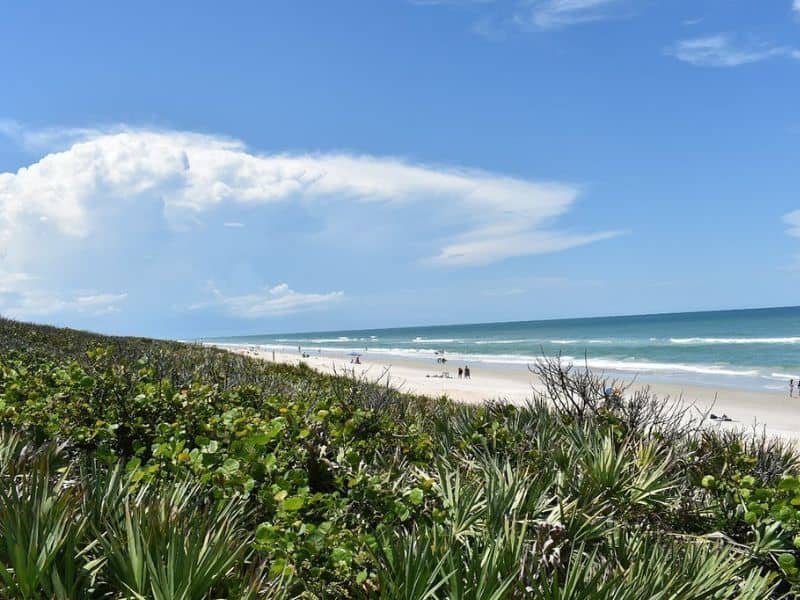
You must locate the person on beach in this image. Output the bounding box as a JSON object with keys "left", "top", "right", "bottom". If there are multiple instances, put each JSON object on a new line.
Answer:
{"left": 458, "top": 367, "right": 463, "bottom": 378}
{"left": 791, "top": 379, "right": 795, "bottom": 398}
{"left": 464, "top": 365, "right": 471, "bottom": 379}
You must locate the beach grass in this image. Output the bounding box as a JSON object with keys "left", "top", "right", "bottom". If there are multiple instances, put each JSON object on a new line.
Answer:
{"left": 1, "top": 316, "right": 800, "bottom": 597}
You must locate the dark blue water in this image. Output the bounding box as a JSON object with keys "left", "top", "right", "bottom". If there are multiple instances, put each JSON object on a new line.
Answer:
{"left": 211, "top": 307, "right": 800, "bottom": 391}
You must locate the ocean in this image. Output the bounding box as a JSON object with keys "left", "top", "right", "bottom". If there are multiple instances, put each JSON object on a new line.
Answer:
{"left": 210, "top": 306, "right": 800, "bottom": 392}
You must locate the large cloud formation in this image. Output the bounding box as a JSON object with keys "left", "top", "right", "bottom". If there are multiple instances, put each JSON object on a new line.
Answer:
{"left": 0, "top": 126, "right": 618, "bottom": 323}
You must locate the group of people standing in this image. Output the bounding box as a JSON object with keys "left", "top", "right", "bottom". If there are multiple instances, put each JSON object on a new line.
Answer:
{"left": 791, "top": 379, "right": 798, "bottom": 397}
{"left": 457, "top": 365, "right": 471, "bottom": 379}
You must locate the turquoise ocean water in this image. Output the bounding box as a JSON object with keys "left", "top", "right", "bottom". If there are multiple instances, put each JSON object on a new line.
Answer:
{"left": 211, "top": 307, "right": 800, "bottom": 392}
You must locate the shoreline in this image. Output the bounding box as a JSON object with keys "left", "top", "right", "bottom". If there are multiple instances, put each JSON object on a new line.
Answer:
{"left": 211, "top": 344, "right": 800, "bottom": 439}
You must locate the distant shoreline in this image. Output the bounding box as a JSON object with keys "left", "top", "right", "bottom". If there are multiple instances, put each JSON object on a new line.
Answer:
{"left": 210, "top": 343, "right": 800, "bottom": 440}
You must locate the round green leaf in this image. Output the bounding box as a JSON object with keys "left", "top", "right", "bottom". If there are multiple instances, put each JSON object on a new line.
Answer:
{"left": 282, "top": 496, "right": 304, "bottom": 511}
{"left": 220, "top": 458, "right": 240, "bottom": 476}
{"left": 407, "top": 487, "right": 424, "bottom": 506}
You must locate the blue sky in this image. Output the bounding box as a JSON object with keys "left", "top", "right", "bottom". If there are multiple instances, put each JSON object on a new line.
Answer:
{"left": 1, "top": 0, "right": 799, "bottom": 338}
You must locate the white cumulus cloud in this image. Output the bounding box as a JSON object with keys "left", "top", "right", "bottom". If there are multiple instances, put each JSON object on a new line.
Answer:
{"left": 0, "top": 126, "right": 616, "bottom": 268}
{"left": 0, "top": 125, "right": 619, "bottom": 325}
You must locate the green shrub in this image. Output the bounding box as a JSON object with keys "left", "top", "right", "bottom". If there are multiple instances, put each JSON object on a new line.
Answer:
{"left": 0, "top": 316, "right": 796, "bottom": 597}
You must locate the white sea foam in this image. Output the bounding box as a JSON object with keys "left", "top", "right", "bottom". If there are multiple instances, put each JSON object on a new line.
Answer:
{"left": 671, "top": 337, "right": 800, "bottom": 345}
{"left": 551, "top": 338, "right": 637, "bottom": 345}
{"left": 412, "top": 337, "right": 457, "bottom": 343}
{"left": 771, "top": 372, "right": 800, "bottom": 380}
{"left": 474, "top": 339, "right": 528, "bottom": 345}
{"left": 580, "top": 358, "right": 759, "bottom": 377}
{"left": 273, "top": 336, "right": 378, "bottom": 343}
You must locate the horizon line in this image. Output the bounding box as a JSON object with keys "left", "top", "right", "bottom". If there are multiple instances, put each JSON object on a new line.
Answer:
{"left": 205, "top": 303, "right": 800, "bottom": 341}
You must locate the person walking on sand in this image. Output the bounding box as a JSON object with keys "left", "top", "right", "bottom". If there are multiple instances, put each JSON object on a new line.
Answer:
{"left": 464, "top": 365, "right": 471, "bottom": 379}
{"left": 458, "top": 367, "right": 463, "bottom": 378}
{"left": 792, "top": 379, "right": 796, "bottom": 398}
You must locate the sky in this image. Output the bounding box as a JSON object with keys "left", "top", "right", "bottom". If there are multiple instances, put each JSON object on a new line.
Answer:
{"left": 0, "top": 0, "right": 799, "bottom": 338}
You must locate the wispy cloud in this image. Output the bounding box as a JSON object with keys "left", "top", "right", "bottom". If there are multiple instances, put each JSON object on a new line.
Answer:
{"left": 515, "top": 0, "right": 630, "bottom": 30}
{"left": 481, "top": 287, "right": 526, "bottom": 297}
{"left": 471, "top": 15, "right": 508, "bottom": 40}
{"left": 682, "top": 18, "right": 702, "bottom": 26}
{"left": 783, "top": 211, "right": 800, "bottom": 273}
{"left": 197, "top": 283, "right": 343, "bottom": 318}
{"left": 667, "top": 34, "right": 798, "bottom": 67}
{"left": 794, "top": 0, "right": 800, "bottom": 14}
{"left": 0, "top": 271, "right": 127, "bottom": 318}
{"left": 223, "top": 221, "right": 245, "bottom": 228}
{"left": 0, "top": 271, "right": 36, "bottom": 294}
{"left": 784, "top": 210, "right": 800, "bottom": 237}
{"left": 409, "top": 0, "right": 495, "bottom": 4}
{"left": 426, "top": 228, "right": 623, "bottom": 267}
{"left": 480, "top": 275, "right": 603, "bottom": 296}
{"left": 0, "top": 119, "right": 106, "bottom": 153}
{"left": 410, "top": 0, "right": 631, "bottom": 33}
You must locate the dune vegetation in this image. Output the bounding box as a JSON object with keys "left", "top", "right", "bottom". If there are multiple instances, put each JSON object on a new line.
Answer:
{"left": 2, "top": 317, "right": 800, "bottom": 598}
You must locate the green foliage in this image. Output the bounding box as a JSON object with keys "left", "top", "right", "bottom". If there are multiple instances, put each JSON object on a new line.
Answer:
{"left": 0, "top": 439, "right": 91, "bottom": 599}
{"left": 0, "top": 316, "right": 795, "bottom": 597}
{"left": 93, "top": 479, "right": 252, "bottom": 600}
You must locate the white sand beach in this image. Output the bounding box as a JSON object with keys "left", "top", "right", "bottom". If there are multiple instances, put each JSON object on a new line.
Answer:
{"left": 212, "top": 344, "right": 800, "bottom": 439}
